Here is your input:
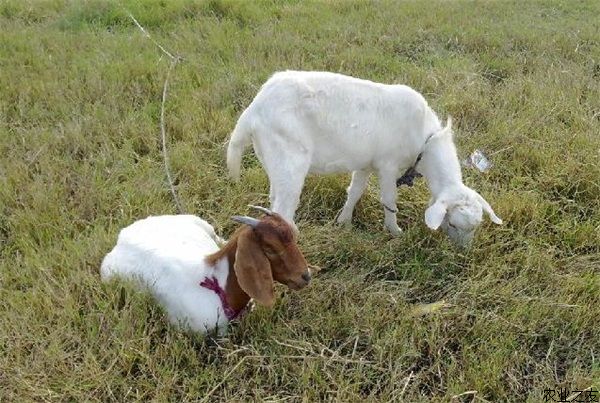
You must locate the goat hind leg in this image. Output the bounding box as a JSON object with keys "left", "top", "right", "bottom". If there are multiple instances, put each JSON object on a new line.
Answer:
{"left": 337, "top": 170, "right": 369, "bottom": 226}
{"left": 268, "top": 157, "right": 310, "bottom": 233}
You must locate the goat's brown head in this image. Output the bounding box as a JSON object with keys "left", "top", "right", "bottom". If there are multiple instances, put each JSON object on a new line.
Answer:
{"left": 230, "top": 206, "right": 311, "bottom": 307}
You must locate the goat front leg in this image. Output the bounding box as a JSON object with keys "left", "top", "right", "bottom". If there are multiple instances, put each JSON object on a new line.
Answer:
{"left": 337, "top": 170, "right": 370, "bottom": 226}
{"left": 378, "top": 170, "right": 402, "bottom": 236}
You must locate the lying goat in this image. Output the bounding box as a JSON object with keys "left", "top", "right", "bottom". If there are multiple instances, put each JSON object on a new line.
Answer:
{"left": 227, "top": 70, "right": 502, "bottom": 247}
{"left": 101, "top": 206, "right": 311, "bottom": 334}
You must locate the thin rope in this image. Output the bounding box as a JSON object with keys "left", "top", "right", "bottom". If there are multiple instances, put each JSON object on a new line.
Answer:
{"left": 159, "top": 58, "right": 184, "bottom": 213}
{"left": 126, "top": 10, "right": 185, "bottom": 214}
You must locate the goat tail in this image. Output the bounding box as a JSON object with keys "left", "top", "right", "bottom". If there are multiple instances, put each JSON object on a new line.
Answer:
{"left": 226, "top": 113, "right": 253, "bottom": 181}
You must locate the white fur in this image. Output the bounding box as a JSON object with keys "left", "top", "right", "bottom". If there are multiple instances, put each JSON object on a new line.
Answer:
{"left": 101, "top": 215, "right": 231, "bottom": 333}
{"left": 227, "top": 71, "right": 501, "bottom": 245}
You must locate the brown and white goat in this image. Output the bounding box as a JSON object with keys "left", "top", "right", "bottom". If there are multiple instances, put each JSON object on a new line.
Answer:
{"left": 101, "top": 206, "right": 311, "bottom": 334}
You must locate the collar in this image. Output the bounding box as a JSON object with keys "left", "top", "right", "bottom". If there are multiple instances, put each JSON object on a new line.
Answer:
{"left": 199, "top": 276, "right": 248, "bottom": 321}
{"left": 396, "top": 132, "right": 435, "bottom": 188}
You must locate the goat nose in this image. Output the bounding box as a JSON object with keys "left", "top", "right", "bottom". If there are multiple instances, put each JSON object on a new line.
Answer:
{"left": 301, "top": 271, "right": 311, "bottom": 283}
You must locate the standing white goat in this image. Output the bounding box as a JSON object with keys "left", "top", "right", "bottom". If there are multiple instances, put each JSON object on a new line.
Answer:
{"left": 227, "top": 71, "right": 502, "bottom": 247}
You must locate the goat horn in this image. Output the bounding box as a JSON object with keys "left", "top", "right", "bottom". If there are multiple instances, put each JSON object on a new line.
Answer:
{"left": 248, "top": 205, "right": 273, "bottom": 216}
{"left": 231, "top": 215, "right": 260, "bottom": 228}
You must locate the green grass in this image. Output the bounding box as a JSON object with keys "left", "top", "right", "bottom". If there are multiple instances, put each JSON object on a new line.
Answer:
{"left": 1, "top": 0, "right": 599, "bottom": 401}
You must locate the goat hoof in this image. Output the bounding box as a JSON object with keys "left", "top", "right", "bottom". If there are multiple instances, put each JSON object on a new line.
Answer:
{"left": 336, "top": 217, "right": 352, "bottom": 227}
{"left": 386, "top": 225, "right": 402, "bottom": 237}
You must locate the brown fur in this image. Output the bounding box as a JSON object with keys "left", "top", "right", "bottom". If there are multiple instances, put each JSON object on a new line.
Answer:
{"left": 204, "top": 226, "right": 246, "bottom": 268}
{"left": 234, "top": 231, "right": 275, "bottom": 306}
{"left": 204, "top": 214, "right": 309, "bottom": 311}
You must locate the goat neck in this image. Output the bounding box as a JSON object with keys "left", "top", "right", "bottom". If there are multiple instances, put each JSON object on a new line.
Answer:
{"left": 418, "top": 136, "right": 464, "bottom": 197}
{"left": 205, "top": 231, "right": 252, "bottom": 314}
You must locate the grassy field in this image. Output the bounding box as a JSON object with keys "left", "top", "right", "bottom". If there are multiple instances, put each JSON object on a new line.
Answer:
{"left": 1, "top": 0, "right": 599, "bottom": 401}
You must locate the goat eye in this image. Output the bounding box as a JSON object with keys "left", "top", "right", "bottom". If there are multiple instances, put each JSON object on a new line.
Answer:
{"left": 264, "top": 246, "right": 284, "bottom": 257}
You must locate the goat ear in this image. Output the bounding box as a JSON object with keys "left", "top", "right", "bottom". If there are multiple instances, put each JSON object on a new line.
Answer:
{"left": 446, "top": 116, "right": 452, "bottom": 129}
{"left": 475, "top": 193, "right": 503, "bottom": 225}
{"left": 442, "top": 116, "right": 452, "bottom": 137}
{"left": 429, "top": 116, "right": 453, "bottom": 141}
{"left": 424, "top": 200, "right": 448, "bottom": 230}
{"left": 233, "top": 230, "right": 275, "bottom": 307}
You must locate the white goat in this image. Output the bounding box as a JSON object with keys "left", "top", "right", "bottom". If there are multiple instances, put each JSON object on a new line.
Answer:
{"left": 227, "top": 71, "right": 502, "bottom": 247}
{"left": 100, "top": 208, "right": 311, "bottom": 334}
